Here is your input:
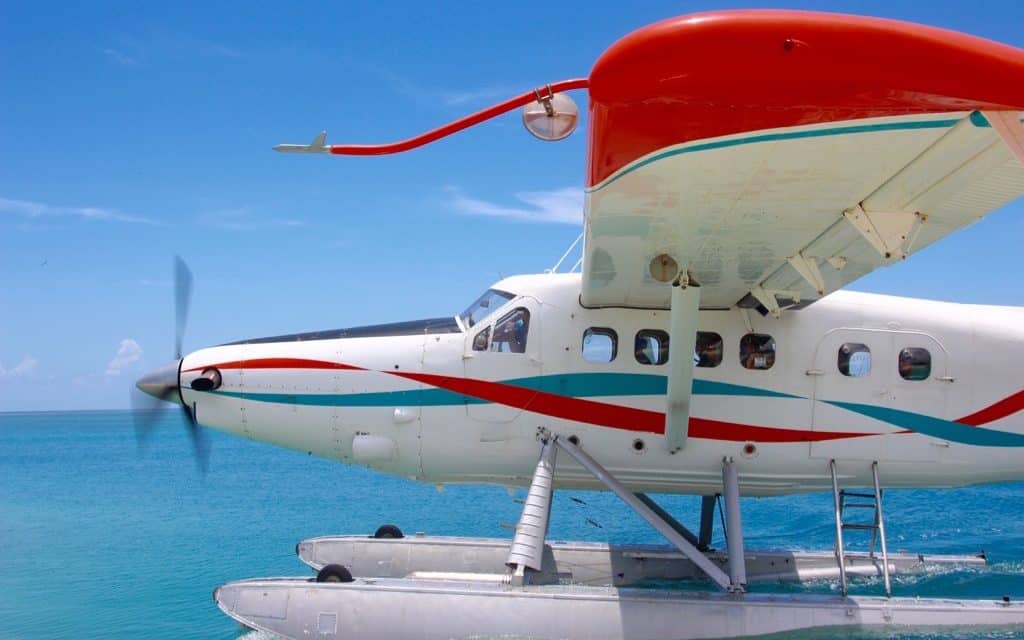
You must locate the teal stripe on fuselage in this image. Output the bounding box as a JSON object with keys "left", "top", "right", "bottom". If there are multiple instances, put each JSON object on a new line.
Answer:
{"left": 207, "top": 372, "right": 798, "bottom": 407}
{"left": 591, "top": 118, "right": 961, "bottom": 192}
{"left": 827, "top": 401, "right": 1024, "bottom": 447}
{"left": 508, "top": 373, "right": 798, "bottom": 399}
{"left": 693, "top": 379, "right": 799, "bottom": 399}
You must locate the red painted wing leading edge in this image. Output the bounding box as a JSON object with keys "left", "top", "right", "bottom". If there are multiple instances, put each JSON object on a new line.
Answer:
{"left": 586, "top": 10, "right": 1024, "bottom": 186}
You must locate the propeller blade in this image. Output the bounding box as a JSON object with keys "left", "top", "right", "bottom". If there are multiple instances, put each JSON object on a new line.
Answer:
{"left": 182, "top": 403, "right": 209, "bottom": 473}
{"left": 135, "top": 256, "right": 208, "bottom": 472}
{"left": 130, "top": 386, "right": 165, "bottom": 451}
{"left": 174, "top": 255, "right": 193, "bottom": 360}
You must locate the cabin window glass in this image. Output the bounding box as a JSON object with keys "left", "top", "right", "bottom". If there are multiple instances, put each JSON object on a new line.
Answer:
{"left": 490, "top": 308, "right": 530, "bottom": 353}
{"left": 838, "top": 343, "right": 871, "bottom": 377}
{"left": 898, "top": 347, "right": 931, "bottom": 381}
{"left": 459, "top": 289, "right": 515, "bottom": 328}
{"left": 582, "top": 328, "right": 617, "bottom": 363}
{"left": 739, "top": 333, "right": 775, "bottom": 370}
{"left": 472, "top": 326, "right": 490, "bottom": 351}
{"left": 695, "top": 332, "right": 723, "bottom": 368}
{"left": 635, "top": 330, "right": 669, "bottom": 365}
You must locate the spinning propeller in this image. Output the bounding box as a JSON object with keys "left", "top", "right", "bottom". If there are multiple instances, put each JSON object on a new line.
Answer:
{"left": 132, "top": 255, "right": 208, "bottom": 472}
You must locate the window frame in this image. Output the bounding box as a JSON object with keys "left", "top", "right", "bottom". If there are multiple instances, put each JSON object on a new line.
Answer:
{"left": 739, "top": 333, "right": 776, "bottom": 370}
{"left": 898, "top": 347, "right": 932, "bottom": 381}
{"left": 838, "top": 342, "right": 872, "bottom": 377}
{"left": 472, "top": 326, "right": 491, "bottom": 351}
{"left": 635, "top": 329, "right": 670, "bottom": 366}
{"left": 695, "top": 331, "right": 723, "bottom": 368}
{"left": 582, "top": 327, "right": 618, "bottom": 363}
{"left": 459, "top": 288, "right": 515, "bottom": 329}
{"left": 489, "top": 307, "right": 531, "bottom": 354}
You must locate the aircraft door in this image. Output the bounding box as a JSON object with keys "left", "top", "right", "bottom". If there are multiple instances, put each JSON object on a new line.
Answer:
{"left": 810, "top": 329, "right": 946, "bottom": 462}
{"left": 810, "top": 329, "right": 891, "bottom": 461}
{"left": 463, "top": 296, "right": 542, "bottom": 424}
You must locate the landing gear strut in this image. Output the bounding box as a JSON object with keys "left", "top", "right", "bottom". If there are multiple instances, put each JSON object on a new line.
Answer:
{"left": 215, "top": 437, "right": 1023, "bottom": 639}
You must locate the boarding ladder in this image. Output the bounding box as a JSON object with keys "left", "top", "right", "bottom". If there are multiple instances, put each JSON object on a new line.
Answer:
{"left": 829, "top": 460, "right": 892, "bottom": 597}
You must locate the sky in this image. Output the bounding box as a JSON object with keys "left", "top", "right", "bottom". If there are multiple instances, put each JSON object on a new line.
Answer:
{"left": 1, "top": 1, "right": 1023, "bottom": 411}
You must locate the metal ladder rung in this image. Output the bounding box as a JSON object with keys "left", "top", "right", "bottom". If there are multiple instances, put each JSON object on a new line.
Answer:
{"left": 830, "top": 460, "right": 892, "bottom": 599}
{"left": 841, "top": 491, "right": 876, "bottom": 499}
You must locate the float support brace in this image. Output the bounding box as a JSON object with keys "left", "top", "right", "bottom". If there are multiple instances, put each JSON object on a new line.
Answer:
{"left": 554, "top": 436, "right": 734, "bottom": 591}
{"left": 698, "top": 495, "right": 717, "bottom": 550}
{"left": 634, "top": 493, "right": 701, "bottom": 548}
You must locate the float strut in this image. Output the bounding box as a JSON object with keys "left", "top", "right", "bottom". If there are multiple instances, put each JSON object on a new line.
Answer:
{"left": 554, "top": 436, "right": 734, "bottom": 591}
{"left": 722, "top": 458, "right": 747, "bottom": 591}
{"left": 698, "top": 495, "right": 716, "bottom": 551}
{"left": 634, "top": 493, "right": 702, "bottom": 549}
{"left": 506, "top": 438, "right": 557, "bottom": 584}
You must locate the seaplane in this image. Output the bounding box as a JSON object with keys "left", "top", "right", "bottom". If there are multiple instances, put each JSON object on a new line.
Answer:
{"left": 135, "top": 9, "right": 1024, "bottom": 639}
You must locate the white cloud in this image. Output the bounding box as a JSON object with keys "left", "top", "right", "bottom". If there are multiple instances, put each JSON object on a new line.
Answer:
{"left": 198, "top": 206, "right": 304, "bottom": 231}
{"left": 102, "top": 32, "right": 242, "bottom": 68}
{"left": 106, "top": 339, "right": 143, "bottom": 377}
{"left": 447, "top": 186, "right": 583, "bottom": 224}
{"left": 440, "top": 85, "right": 521, "bottom": 107}
{"left": 367, "top": 65, "right": 520, "bottom": 110}
{"left": 0, "top": 356, "right": 38, "bottom": 379}
{"left": 102, "top": 47, "right": 140, "bottom": 66}
{"left": 0, "top": 197, "right": 156, "bottom": 224}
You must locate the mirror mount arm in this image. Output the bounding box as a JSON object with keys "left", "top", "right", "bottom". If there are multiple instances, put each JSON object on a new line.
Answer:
{"left": 274, "top": 78, "right": 589, "bottom": 157}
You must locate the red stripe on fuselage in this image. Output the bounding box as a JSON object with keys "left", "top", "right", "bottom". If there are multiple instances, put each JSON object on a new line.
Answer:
{"left": 957, "top": 389, "right": 1024, "bottom": 427}
{"left": 183, "top": 358, "right": 364, "bottom": 372}
{"left": 389, "top": 370, "right": 859, "bottom": 442}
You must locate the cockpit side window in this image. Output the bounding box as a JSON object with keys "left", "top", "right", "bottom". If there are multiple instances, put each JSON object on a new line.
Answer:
{"left": 472, "top": 326, "right": 491, "bottom": 351}
{"left": 490, "top": 308, "right": 530, "bottom": 353}
{"left": 459, "top": 289, "right": 515, "bottom": 328}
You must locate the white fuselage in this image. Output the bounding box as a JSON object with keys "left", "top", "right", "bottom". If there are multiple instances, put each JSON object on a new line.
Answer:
{"left": 180, "top": 273, "right": 1024, "bottom": 496}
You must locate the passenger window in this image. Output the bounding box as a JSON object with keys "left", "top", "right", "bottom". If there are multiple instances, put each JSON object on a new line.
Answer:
{"left": 898, "top": 347, "right": 931, "bottom": 381}
{"left": 490, "top": 308, "right": 530, "bottom": 353}
{"left": 740, "top": 334, "right": 775, "bottom": 370}
{"left": 635, "top": 330, "right": 669, "bottom": 365}
{"left": 472, "top": 326, "right": 490, "bottom": 351}
{"left": 695, "top": 332, "right": 723, "bottom": 368}
{"left": 838, "top": 343, "right": 871, "bottom": 377}
{"left": 582, "top": 328, "right": 617, "bottom": 363}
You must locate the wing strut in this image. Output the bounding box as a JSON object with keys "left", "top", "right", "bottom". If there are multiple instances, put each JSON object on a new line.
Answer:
{"left": 664, "top": 275, "right": 700, "bottom": 453}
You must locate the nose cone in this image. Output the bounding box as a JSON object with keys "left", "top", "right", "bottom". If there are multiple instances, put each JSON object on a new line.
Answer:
{"left": 136, "top": 359, "right": 183, "bottom": 405}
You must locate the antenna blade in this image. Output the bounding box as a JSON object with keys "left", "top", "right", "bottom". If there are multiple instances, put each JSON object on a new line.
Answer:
{"left": 273, "top": 130, "right": 330, "bottom": 153}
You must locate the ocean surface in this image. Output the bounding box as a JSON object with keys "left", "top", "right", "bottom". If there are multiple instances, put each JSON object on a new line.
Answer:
{"left": 1, "top": 409, "right": 1023, "bottom": 639}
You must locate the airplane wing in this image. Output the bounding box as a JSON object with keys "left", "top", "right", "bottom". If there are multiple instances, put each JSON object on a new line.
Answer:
{"left": 581, "top": 11, "right": 1024, "bottom": 313}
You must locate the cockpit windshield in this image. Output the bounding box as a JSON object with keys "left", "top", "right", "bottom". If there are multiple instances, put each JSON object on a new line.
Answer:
{"left": 459, "top": 289, "right": 515, "bottom": 328}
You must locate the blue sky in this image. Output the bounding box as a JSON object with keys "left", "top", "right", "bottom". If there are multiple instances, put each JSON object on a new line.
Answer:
{"left": 2, "top": 1, "right": 1023, "bottom": 411}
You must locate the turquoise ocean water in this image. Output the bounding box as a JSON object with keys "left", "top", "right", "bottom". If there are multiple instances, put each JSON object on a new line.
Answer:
{"left": 2, "top": 409, "right": 1023, "bottom": 639}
